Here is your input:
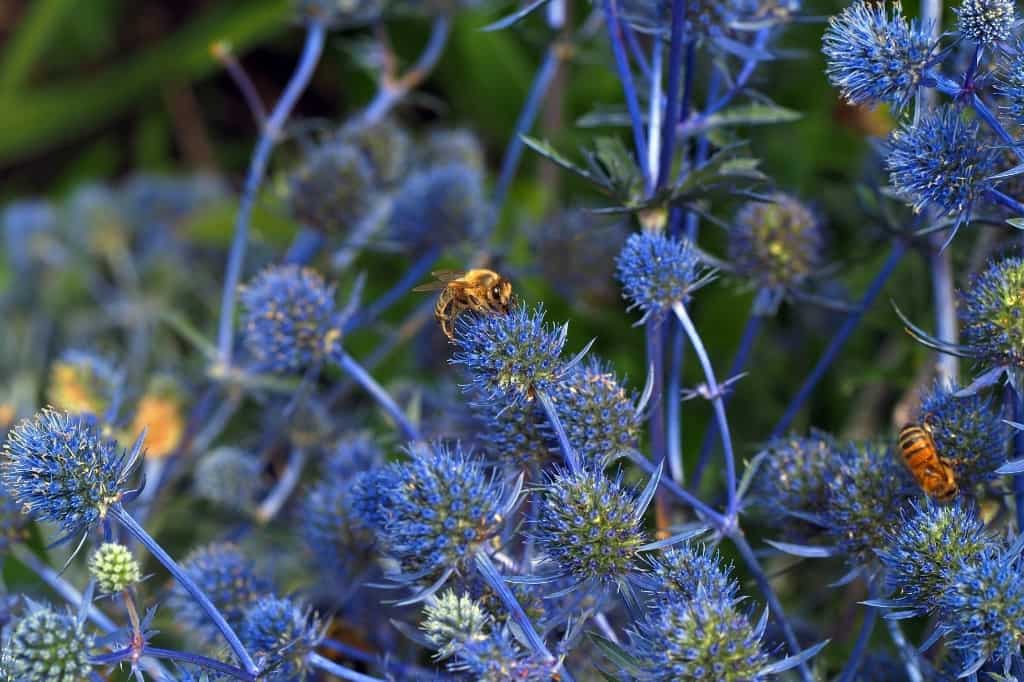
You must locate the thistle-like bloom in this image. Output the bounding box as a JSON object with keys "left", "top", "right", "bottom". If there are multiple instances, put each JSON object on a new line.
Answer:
{"left": 46, "top": 350, "right": 118, "bottom": 417}
{"left": 823, "top": 443, "right": 915, "bottom": 562}
{"left": 886, "top": 106, "right": 998, "bottom": 220}
{"left": 239, "top": 266, "right": 340, "bottom": 374}
{"left": 753, "top": 432, "right": 836, "bottom": 524}
{"left": 532, "top": 468, "right": 649, "bottom": 583}
{"left": 3, "top": 604, "right": 94, "bottom": 681}
{"left": 390, "top": 163, "right": 487, "bottom": 251}
{"left": 167, "top": 543, "right": 273, "bottom": 638}
{"left": 194, "top": 447, "right": 262, "bottom": 512}
{"left": 955, "top": 0, "right": 1014, "bottom": 44}
{"left": 339, "top": 118, "right": 411, "bottom": 185}
{"left": 959, "top": 255, "right": 1024, "bottom": 368}
{"left": 877, "top": 502, "right": 994, "bottom": 614}
{"left": 1, "top": 409, "right": 133, "bottom": 536}
{"left": 473, "top": 399, "right": 552, "bottom": 467}
{"left": 823, "top": 1, "right": 934, "bottom": 110}
{"left": 451, "top": 628, "right": 558, "bottom": 681}
{"left": 240, "top": 597, "right": 322, "bottom": 681}
{"left": 451, "top": 304, "right": 568, "bottom": 407}
{"left": 627, "top": 591, "right": 770, "bottom": 681}
{"left": 349, "top": 466, "right": 394, "bottom": 534}
{"left": 421, "top": 590, "right": 490, "bottom": 658}
{"left": 87, "top": 542, "right": 142, "bottom": 594}
{"left": 643, "top": 543, "right": 738, "bottom": 607}
{"left": 730, "top": 193, "right": 822, "bottom": 292}
{"left": 917, "top": 382, "right": 1008, "bottom": 488}
{"left": 937, "top": 550, "right": 1024, "bottom": 674}
{"left": 287, "top": 141, "right": 375, "bottom": 233}
{"left": 616, "top": 232, "right": 709, "bottom": 323}
{"left": 358, "top": 443, "right": 511, "bottom": 581}
{"left": 0, "top": 481, "right": 27, "bottom": 553}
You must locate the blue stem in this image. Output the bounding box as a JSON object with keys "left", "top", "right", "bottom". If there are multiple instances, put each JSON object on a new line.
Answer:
{"left": 216, "top": 21, "right": 326, "bottom": 369}
{"left": 729, "top": 532, "right": 814, "bottom": 682}
{"left": 836, "top": 584, "right": 878, "bottom": 682}
{"left": 494, "top": 46, "right": 561, "bottom": 212}
{"left": 705, "top": 30, "right": 770, "bottom": 116}
{"left": 143, "top": 647, "right": 254, "bottom": 681}
{"left": 666, "top": 322, "right": 685, "bottom": 484}
{"left": 622, "top": 24, "right": 651, "bottom": 78}
{"left": 332, "top": 349, "right": 420, "bottom": 442}
{"left": 1009, "top": 384, "right": 1024, "bottom": 530}
{"left": 308, "top": 653, "right": 388, "bottom": 682}
{"left": 989, "top": 187, "right": 1024, "bottom": 215}
{"left": 645, "top": 322, "right": 668, "bottom": 483}
{"left": 474, "top": 552, "right": 556, "bottom": 663}
{"left": 110, "top": 505, "right": 258, "bottom": 676}
{"left": 320, "top": 638, "right": 438, "bottom": 679}
{"left": 672, "top": 302, "right": 738, "bottom": 518}
{"left": 600, "top": 0, "right": 650, "bottom": 189}
{"left": 344, "top": 247, "right": 441, "bottom": 333}
{"left": 537, "top": 388, "right": 581, "bottom": 473}
{"left": 928, "top": 234, "right": 959, "bottom": 384}
{"left": 657, "top": 0, "right": 687, "bottom": 189}
{"left": 971, "top": 93, "right": 1024, "bottom": 163}
{"left": 770, "top": 241, "right": 906, "bottom": 438}
{"left": 283, "top": 227, "right": 325, "bottom": 265}
{"left": 629, "top": 447, "right": 727, "bottom": 527}
{"left": 691, "top": 307, "right": 764, "bottom": 491}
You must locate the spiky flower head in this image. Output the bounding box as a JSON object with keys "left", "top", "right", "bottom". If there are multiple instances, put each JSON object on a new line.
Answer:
{"left": 753, "top": 432, "right": 836, "bottom": 524}
{"left": 168, "top": 543, "right": 273, "bottom": 637}
{"left": 533, "top": 468, "right": 649, "bottom": 583}
{"left": 644, "top": 543, "right": 739, "bottom": 606}
{"left": 287, "top": 141, "right": 375, "bottom": 234}
{"left": 88, "top": 543, "right": 142, "bottom": 594}
{"left": 959, "top": 255, "right": 1024, "bottom": 368}
{"left": 349, "top": 466, "right": 393, "bottom": 534}
{"left": 47, "top": 350, "right": 117, "bottom": 417}
{"left": 364, "top": 443, "right": 509, "bottom": 580}
{"left": 886, "top": 106, "right": 998, "bottom": 220}
{"left": 450, "top": 628, "right": 558, "bottom": 681}
{"left": 390, "top": 163, "right": 487, "bottom": 251}
{"left": 421, "top": 590, "right": 490, "bottom": 658}
{"left": 937, "top": 550, "right": 1024, "bottom": 673}
{"left": 730, "top": 193, "right": 822, "bottom": 291}
{"left": 240, "top": 597, "right": 322, "bottom": 681}
{"left": 418, "top": 129, "right": 486, "bottom": 172}
{"left": 239, "top": 266, "right": 340, "bottom": 374}
{"left": 293, "top": 0, "right": 382, "bottom": 26}
{"left": 823, "top": 443, "right": 915, "bottom": 562}
{"left": 627, "top": 591, "right": 770, "bottom": 681}
{"left": 877, "top": 502, "right": 995, "bottom": 614}
{"left": 823, "top": 0, "right": 934, "bottom": 110}
{"left": 125, "top": 376, "right": 184, "bottom": 459}
{"left": 917, "top": 382, "right": 1007, "bottom": 488}
{"left": 2, "top": 199, "right": 57, "bottom": 273}
{"left": 451, "top": 304, "right": 568, "bottom": 407}
{"left": 473, "top": 399, "right": 551, "bottom": 468}
{"left": 339, "top": 118, "right": 411, "bottom": 185}
{"left": 194, "top": 447, "right": 262, "bottom": 512}
{"left": 616, "top": 232, "right": 709, "bottom": 323}
{"left": 4, "top": 604, "right": 94, "bottom": 681}
{"left": 1, "top": 409, "right": 133, "bottom": 536}
{"left": 955, "top": 0, "right": 1014, "bottom": 43}
{"left": 998, "top": 42, "right": 1024, "bottom": 126}
{"left": 0, "top": 481, "right": 27, "bottom": 553}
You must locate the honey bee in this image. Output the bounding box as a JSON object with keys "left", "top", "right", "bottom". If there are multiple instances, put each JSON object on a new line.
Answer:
{"left": 898, "top": 420, "right": 958, "bottom": 502}
{"left": 413, "top": 269, "right": 513, "bottom": 342}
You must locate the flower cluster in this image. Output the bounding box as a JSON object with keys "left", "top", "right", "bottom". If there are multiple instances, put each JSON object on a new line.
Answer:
{"left": 616, "top": 232, "right": 708, "bottom": 322}
{"left": 959, "top": 255, "right": 1024, "bottom": 368}
{"left": 730, "top": 193, "right": 821, "bottom": 292}
{"left": 2, "top": 604, "right": 94, "bottom": 682}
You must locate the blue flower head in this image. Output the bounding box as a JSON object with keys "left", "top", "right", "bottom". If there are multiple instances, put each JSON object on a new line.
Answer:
{"left": 532, "top": 468, "right": 649, "bottom": 583}
{"left": 473, "top": 399, "right": 552, "bottom": 468}
{"left": 886, "top": 105, "right": 998, "bottom": 220}
{"left": 349, "top": 466, "right": 394, "bottom": 534}
{"left": 287, "top": 140, "right": 375, "bottom": 234}
{"left": 877, "top": 502, "right": 995, "bottom": 614}
{"left": 240, "top": 596, "right": 322, "bottom": 681}
{"left": 239, "top": 265, "right": 340, "bottom": 374}
{"left": 340, "top": 118, "right": 411, "bottom": 185}
{"left": 938, "top": 549, "right": 1024, "bottom": 674}
{"left": 627, "top": 591, "right": 770, "bottom": 681}
{"left": 449, "top": 627, "right": 557, "bottom": 680}
{"left": 167, "top": 543, "right": 273, "bottom": 639}
{"left": 643, "top": 543, "right": 739, "bottom": 606}
{"left": 3, "top": 603, "right": 94, "bottom": 682}
{"left": 418, "top": 129, "right": 485, "bottom": 171}
{"left": 120, "top": 174, "right": 226, "bottom": 235}
{"left": 823, "top": 442, "right": 915, "bottom": 562}
{"left": 367, "top": 442, "right": 510, "bottom": 581}
{"left": 917, "top": 381, "right": 1008, "bottom": 488}
{"left": 193, "top": 447, "right": 262, "bottom": 513}
{"left": 730, "top": 192, "right": 822, "bottom": 291}
{"left": 955, "top": 0, "right": 1014, "bottom": 44}
{"left": 959, "top": 255, "right": 1024, "bottom": 368}
{"left": 390, "top": 163, "right": 487, "bottom": 251}
{"left": 1, "top": 409, "right": 133, "bottom": 537}
{"left": 998, "top": 42, "right": 1024, "bottom": 126}
{"left": 451, "top": 303, "right": 568, "bottom": 407}
{"left": 421, "top": 590, "right": 490, "bottom": 658}
{"left": 753, "top": 431, "right": 836, "bottom": 525}
{"left": 617, "top": 232, "right": 709, "bottom": 323}
{"left": 823, "top": 0, "right": 934, "bottom": 110}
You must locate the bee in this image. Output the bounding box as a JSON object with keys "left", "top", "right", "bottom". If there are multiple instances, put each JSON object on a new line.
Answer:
{"left": 898, "top": 420, "right": 958, "bottom": 502}
{"left": 413, "top": 269, "right": 513, "bottom": 342}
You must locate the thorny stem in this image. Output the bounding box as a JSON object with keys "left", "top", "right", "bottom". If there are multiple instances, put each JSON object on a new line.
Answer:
{"left": 216, "top": 21, "right": 326, "bottom": 369}
{"left": 771, "top": 241, "right": 907, "bottom": 438}
{"left": 691, "top": 305, "right": 765, "bottom": 491}
{"left": 537, "top": 388, "right": 581, "bottom": 473}
{"left": 110, "top": 505, "right": 259, "bottom": 676}
{"left": 144, "top": 647, "right": 255, "bottom": 681}
{"left": 836, "top": 580, "right": 879, "bottom": 682}
{"left": 729, "top": 532, "right": 814, "bottom": 682}
{"left": 332, "top": 349, "right": 420, "bottom": 442}
{"left": 600, "top": 0, "right": 650, "bottom": 191}
{"left": 672, "top": 302, "right": 738, "bottom": 518}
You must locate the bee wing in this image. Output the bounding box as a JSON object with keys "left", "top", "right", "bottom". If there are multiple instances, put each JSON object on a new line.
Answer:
{"left": 430, "top": 270, "right": 467, "bottom": 282}
{"left": 412, "top": 281, "right": 448, "bottom": 292}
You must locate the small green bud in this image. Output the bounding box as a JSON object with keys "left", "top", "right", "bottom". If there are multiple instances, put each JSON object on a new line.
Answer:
{"left": 88, "top": 542, "right": 142, "bottom": 594}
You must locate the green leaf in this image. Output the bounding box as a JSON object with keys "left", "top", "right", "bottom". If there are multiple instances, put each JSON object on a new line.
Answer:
{"left": 588, "top": 633, "right": 643, "bottom": 675}
{"left": 520, "top": 135, "right": 601, "bottom": 185}
{"left": 0, "top": 0, "right": 289, "bottom": 164}
{"left": 0, "top": 0, "right": 78, "bottom": 92}
{"left": 704, "top": 102, "right": 802, "bottom": 129}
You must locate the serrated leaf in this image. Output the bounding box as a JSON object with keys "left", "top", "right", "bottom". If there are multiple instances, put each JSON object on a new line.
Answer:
{"left": 588, "top": 633, "right": 643, "bottom": 675}
{"left": 704, "top": 102, "right": 802, "bottom": 130}
{"left": 521, "top": 135, "right": 603, "bottom": 186}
